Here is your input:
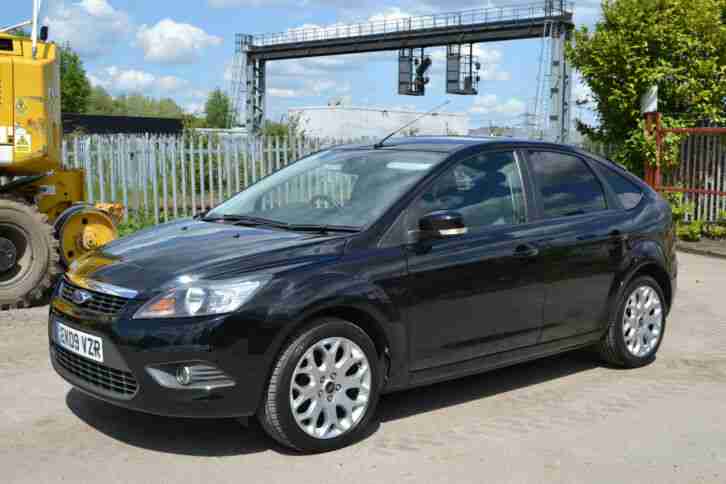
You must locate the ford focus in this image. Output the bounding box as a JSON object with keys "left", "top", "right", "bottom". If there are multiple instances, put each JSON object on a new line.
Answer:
{"left": 49, "top": 137, "right": 677, "bottom": 452}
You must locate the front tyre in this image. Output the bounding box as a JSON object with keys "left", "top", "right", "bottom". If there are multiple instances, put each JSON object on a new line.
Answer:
{"left": 597, "top": 276, "right": 667, "bottom": 368}
{"left": 258, "top": 318, "right": 381, "bottom": 453}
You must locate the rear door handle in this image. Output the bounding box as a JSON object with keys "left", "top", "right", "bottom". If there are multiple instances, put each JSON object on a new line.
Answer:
{"left": 513, "top": 243, "right": 539, "bottom": 258}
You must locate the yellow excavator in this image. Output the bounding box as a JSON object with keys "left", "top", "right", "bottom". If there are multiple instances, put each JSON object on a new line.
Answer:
{"left": 0, "top": 1, "right": 119, "bottom": 309}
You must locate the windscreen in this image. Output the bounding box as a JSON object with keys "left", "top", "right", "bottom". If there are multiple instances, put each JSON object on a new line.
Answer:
{"left": 208, "top": 149, "right": 447, "bottom": 228}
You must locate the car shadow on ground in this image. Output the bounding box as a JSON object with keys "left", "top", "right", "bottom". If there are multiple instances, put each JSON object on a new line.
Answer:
{"left": 66, "top": 349, "right": 599, "bottom": 457}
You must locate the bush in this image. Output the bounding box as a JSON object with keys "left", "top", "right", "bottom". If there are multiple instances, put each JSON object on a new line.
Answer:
{"left": 665, "top": 192, "right": 726, "bottom": 242}
{"left": 677, "top": 219, "right": 704, "bottom": 242}
{"left": 665, "top": 191, "right": 703, "bottom": 241}
{"left": 117, "top": 211, "right": 159, "bottom": 238}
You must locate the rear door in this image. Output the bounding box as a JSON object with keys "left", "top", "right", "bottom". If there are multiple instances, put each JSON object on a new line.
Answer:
{"left": 403, "top": 149, "right": 546, "bottom": 371}
{"left": 522, "top": 149, "right": 629, "bottom": 341}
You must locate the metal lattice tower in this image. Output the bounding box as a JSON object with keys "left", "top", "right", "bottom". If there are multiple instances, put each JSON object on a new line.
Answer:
{"left": 231, "top": 1, "right": 574, "bottom": 139}
{"left": 228, "top": 34, "right": 249, "bottom": 128}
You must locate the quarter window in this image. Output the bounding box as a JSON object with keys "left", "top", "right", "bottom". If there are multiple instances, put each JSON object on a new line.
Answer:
{"left": 409, "top": 151, "right": 526, "bottom": 231}
{"left": 593, "top": 162, "right": 644, "bottom": 210}
{"left": 528, "top": 151, "right": 607, "bottom": 218}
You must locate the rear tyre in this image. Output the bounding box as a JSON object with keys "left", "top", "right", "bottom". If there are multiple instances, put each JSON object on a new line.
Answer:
{"left": 258, "top": 318, "right": 381, "bottom": 453}
{"left": 597, "top": 276, "right": 667, "bottom": 368}
{"left": 0, "top": 197, "right": 61, "bottom": 309}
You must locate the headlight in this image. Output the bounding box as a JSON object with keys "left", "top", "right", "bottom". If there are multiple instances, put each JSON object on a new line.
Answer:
{"left": 133, "top": 276, "right": 270, "bottom": 319}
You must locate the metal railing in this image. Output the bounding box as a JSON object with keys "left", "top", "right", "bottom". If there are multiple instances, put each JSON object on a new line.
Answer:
{"left": 250, "top": 1, "right": 574, "bottom": 47}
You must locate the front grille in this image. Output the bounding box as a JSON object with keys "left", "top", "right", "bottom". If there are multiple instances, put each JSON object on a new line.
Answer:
{"left": 59, "top": 279, "right": 129, "bottom": 315}
{"left": 54, "top": 345, "right": 138, "bottom": 398}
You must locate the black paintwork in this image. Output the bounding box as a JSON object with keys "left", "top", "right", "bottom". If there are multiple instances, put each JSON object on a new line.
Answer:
{"left": 48, "top": 137, "right": 677, "bottom": 418}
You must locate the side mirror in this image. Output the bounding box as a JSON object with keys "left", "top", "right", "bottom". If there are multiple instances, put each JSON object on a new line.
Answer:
{"left": 39, "top": 26, "right": 49, "bottom": 42}
{"left": 418, "top": 211, "right": 467, "bottom": 240}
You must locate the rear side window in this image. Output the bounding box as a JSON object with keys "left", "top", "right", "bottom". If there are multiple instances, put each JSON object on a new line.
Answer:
{"left": 593, "top": 162, "right": 644, "bottom": 210}
{"left": 528, "top": 151, "right": 607, "bottom": 219}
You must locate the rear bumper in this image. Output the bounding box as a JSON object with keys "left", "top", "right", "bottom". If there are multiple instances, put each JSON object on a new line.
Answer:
{"left": 48, "top": 304, "right": 269, "bottom": 419}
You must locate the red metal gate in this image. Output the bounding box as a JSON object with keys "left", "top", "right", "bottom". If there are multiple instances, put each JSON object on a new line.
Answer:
{"left": 645, "top": 114, "right": 726, "bottom": 221}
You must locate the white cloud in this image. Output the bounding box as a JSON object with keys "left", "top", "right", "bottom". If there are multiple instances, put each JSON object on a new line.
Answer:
{"left": 573, "top": 0, "right": 603, "bottom": 26}
{"left": 573, "top": 77, "right": 594, "bottom": 106}
{"left": 306, "top": 79, "right": 350, "bottom": 96}
{"left": 189, "top": 89, "right": 210, "bottom": 100}
{"left": 184, "top": 101, "right": 206, "bottom": 115}
{"left": 368, "top": 7, "right": 413, "bottom": 22}
{"left": 268, "top": 88, "right": 301, "bottom": 98}
{"left": 471, "top": 94, "right": 526, "bottom": 116}
{"left": 44, "top": 0, "right": 131, "bottom": 58}
{"left": 157, "top": 75, "right": 189, "bottom": 91}
{"left": 267, "top": 78, "right": 350, "bottom": 100}
{"left": 429, "top": 45, "right": 510, "bottom": 82}
{"left": 269, "top": 56, "right": 352, "bottom": 78}
{"left": 208, "top": 0, "right": 286, "bottom": 6}
{"left": 90, "top": 66, "right": 188, "bottom": 94}
{"left": 78, "top": 0, "right": 116, "bottom": 16}
{"left": 136, "top": 19, "right": 223, "bottom": 64}
{"left": 207, "top": 0, "right": 495, "bottom": 16}
{"left": 99, "top": 66, "right": 155, "bottom": 91}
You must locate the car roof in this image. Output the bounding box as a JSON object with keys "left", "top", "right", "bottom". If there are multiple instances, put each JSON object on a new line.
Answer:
{"left": 331, "top": 136, "right": 581, "bottom": 154}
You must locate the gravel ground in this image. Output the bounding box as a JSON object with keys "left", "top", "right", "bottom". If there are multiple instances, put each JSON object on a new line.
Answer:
{"left": 1, "top": 252, "right": 724, "bottom": 484}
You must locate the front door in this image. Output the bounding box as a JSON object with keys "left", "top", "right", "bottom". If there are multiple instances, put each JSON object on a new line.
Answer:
{"left": 403, "top": 150, "right": 546, "bottom": 371}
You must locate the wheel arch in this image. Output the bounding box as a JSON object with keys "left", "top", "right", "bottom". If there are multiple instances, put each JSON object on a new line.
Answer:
{"left": 605, "top": 240, "right": 674, "bottom": 328}
{"left": 267, "top": 298, "right": 407, "bottom": 394}
{"left": 629, "top": 263, "right": 672, "bottom": 312}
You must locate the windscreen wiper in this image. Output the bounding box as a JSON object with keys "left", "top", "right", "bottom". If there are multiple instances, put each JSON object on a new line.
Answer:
{"left": 284, "top": 224, "right": 361, "bottom": 234}
{"left": 203, "top": 216, "right": 359, "bottom": 234}
{"left": 202, "top": 214, "right": 289, "bottom": 229}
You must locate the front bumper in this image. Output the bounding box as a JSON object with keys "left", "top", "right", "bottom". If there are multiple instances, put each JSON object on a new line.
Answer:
{"left": 48, "top": 298, "right": 270, "bottom": 419}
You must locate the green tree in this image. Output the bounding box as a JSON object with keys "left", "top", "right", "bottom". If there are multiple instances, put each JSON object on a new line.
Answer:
{"left": 262, "top": 120, "right": 288, "bottom": 137}
{"left": 87, "top": 86, "right": 116, "bottom": 115}
{"left": 106, "top": 94, "right": 184, "bottom": 118}
{"left": 157, "top": 98, "right": 184, "bottom": 118}
{"left": 261, "top": 113, "right": 305, "bottom": 137}
{"left": 59, "top": 46, "right": 91, "bottom": 114}
{"left": 7, "top": 28, "right": 30, "bottom": 37}
{"left": 204, "top": 88, "right": 231, "bottom": 128}
{"left": 568, "top": 0, "right": 726, "bottom": 174}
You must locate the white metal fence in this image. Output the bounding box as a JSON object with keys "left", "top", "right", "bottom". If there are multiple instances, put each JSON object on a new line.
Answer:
{"left": 61, "top": 134, "right": 371, "bottom": 223}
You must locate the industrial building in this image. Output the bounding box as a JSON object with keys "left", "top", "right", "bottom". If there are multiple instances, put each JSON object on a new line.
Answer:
{"left": 288, "top": 106, "right": 469, "bottom": 139}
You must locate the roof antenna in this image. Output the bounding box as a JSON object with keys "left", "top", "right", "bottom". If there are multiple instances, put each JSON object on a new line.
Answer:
{"left": 373, "top": 100, "right": 451, "bottom": 149}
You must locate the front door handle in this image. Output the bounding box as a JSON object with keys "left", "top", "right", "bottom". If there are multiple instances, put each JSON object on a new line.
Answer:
{"left": 513, "top": 243, "right": 539, "bottom": 258}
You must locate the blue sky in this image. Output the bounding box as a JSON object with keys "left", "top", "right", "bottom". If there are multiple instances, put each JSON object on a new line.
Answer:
{"left": 6, "top": 0, "right": 602, "bottom": 128}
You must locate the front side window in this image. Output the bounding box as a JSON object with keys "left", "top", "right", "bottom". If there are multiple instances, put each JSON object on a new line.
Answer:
{"left": 528, "top": 151, "right": 607, "bottom": 218}
{"left": 408, "top": 151, "right": 526, "bottom": 231}
{"left": 208, "top": 149, "right": 446, "bottom": 229}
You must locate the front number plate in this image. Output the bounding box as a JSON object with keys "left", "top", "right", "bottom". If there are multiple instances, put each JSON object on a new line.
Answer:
{"left": 56, "top": 321, "right": 104, "bottom": 363}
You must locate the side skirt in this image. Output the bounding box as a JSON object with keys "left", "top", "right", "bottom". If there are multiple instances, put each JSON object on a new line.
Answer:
{"left": 401, "top": 330, "right": 604, "bottom": 391}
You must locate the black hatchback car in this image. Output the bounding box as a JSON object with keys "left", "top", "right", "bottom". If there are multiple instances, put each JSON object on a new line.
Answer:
{"left": 49, "top": 137, "right": 677, "bottom": 452}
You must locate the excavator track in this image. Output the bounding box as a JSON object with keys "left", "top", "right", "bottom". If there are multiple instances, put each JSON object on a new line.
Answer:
{"left": 0, "top": 196, "right": 62, "bottom": 310}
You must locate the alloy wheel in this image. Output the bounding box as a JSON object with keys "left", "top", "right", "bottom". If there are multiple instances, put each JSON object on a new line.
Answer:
{"left": 622, "top": 285, "right": 663, "bottom": 357}
{"left": 289, "top": 337, "right": 372, "bottom": 440}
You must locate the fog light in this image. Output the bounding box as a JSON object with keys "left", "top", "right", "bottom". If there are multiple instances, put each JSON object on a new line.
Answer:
{"left": 176, "top": 366, "right": 192, "bottom": 386}
{"left": 147, "top": 362, "right": 235, "bottom": 390}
